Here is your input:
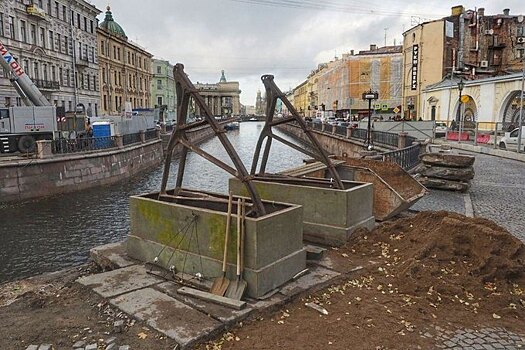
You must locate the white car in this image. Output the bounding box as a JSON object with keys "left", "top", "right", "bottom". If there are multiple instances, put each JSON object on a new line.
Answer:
{"left": 434, "top": 121, "right": 448, "bottom": 137}
{"left": 499, "top": 127, "right": 525, "bottom": 151}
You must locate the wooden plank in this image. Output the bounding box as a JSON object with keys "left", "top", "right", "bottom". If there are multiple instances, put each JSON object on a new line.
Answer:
{"left": 177, "top": 286, "right": 246, "bottom": 310}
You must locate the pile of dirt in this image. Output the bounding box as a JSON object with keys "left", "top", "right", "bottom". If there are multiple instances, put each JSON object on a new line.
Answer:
{"left": 345, "top": 211, "right": 525, "bottom": 314}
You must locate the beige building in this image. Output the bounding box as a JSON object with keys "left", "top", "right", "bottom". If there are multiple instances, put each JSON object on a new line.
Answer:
{"left": 293, "top": 80, "right": 308, "bottom": 116}
{"left": 97, "top": 6, "right": 152, "bottom": 115}
{"left": 194, "top": 71, "right": 241, "bottom": 116}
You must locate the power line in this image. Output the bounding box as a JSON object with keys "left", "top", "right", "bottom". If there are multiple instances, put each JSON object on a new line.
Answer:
{"left": 227, "top": 0, "right": 444, "bottom": 18}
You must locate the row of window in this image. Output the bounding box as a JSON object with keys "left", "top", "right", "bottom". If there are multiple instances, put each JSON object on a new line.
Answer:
{"left": 102, "top": 94, "right": 147, "bottom": 111}
{"left": 99, "top": 41, "right": 150, "bottom": 70}
{"left": 101, "top": 67, "right": 149, "bottom": 90}
{"left": 16, "top": 0, "right": 96, "bottom": 34}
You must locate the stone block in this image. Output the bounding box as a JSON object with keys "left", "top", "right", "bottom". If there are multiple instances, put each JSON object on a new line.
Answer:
{"left": 279, "top": 265, "right": 340, "bottom": 297}
{"left": 25, "top": 346, "right": 38, "bottom": 350}
{"left": 110, "top": 288, "right": 222, "bottom": 348}
{"left": 85, "top": 344, "right": 97, "bottom": 350}
{"left": 76, "top": 264, "right": 162, "bottom": 298}
{"left": 72, "top": 340, "right": 86, "bottom": 348}
{"left": 229, "top": 178, "right": 374, "bottom": 246}
{"left": 127, "top": 191, "right": 306, "bottom": 298}
{"left": 90, "top": 241, "right": 137, "bottom": 270}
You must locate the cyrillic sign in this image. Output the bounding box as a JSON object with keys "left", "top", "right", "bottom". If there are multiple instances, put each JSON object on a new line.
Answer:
{"left": 411, "top": 44, "right": 419, "bottom": 90}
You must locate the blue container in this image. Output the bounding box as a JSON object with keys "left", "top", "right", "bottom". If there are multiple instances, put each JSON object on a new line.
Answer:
{"left": 92, "top": 122, "right": 114, "bottom": 148}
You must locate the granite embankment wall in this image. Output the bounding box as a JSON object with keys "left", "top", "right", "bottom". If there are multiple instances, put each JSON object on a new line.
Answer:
{"left": 277, "top": 123, "right": 390, "bottom": 157}
{"left": 0, "top": 139, "right": 163, "bottom": 203}
{"left": 0, "top": 121, "right": 228, "bottom": 203}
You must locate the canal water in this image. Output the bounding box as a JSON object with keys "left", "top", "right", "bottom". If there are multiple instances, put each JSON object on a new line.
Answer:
{"left": 0, "top": 122, "right": 311, "bottom": 283}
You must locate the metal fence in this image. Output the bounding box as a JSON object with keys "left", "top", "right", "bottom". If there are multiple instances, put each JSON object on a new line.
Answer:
{"left": 381, "top": 143, "right": 421, "bottom": 170}
{"left": 122, "top": 132, "right": 142, "bottom": 146}
{"left": 145, "top": 129, "right": 158, "bottom": 141}
{"left": 372, "top": 130, "right": 399, "bottom": 147}
{"left": 351, "top": 128, "right": 368, "bottom": 141}
{"left": 51, "top": 136, "right": 117, "bottom": 154}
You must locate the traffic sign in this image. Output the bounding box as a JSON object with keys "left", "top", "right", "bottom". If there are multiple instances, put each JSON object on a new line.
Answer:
{"left": 393, "top": 107, "right": 400, "bottom": 114}
{"left": 461, "top": 95, "right": 470, "bottom": 103}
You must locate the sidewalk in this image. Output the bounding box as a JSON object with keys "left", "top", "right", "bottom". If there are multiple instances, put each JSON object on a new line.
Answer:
{"left": 433, "top": 138, "right": 525, "bottom": 163}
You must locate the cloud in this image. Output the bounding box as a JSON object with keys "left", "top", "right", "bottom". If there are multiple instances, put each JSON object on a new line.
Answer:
{"left": 90, "top": 0, "right": 525, "bottom": 105}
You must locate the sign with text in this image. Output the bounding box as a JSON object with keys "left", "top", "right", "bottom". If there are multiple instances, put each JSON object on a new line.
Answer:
{"left": 411, "top": 44, "right": 419, "bottom": 90}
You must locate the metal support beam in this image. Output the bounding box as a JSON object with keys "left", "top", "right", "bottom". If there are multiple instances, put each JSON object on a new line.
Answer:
{"left": 159, "top": 63, "right": 266, "bottom": 217}
{"left": 250, "top": 74, "right": 344, "bottom": 189}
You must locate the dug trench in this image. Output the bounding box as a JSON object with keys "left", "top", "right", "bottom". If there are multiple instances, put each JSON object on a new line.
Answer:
{"left": 0, "top": 211, "right": 524, "bottom": 349}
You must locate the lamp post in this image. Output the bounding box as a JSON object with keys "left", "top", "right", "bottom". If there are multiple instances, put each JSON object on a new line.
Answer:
{"left": 362, "top": 89, "right": 379, "bottom": 149}
{"left": 457, "top": 78, "right": 465, "bottom": 143}
{"left": 517, "top": 53, "right": 525, "bottom": 153}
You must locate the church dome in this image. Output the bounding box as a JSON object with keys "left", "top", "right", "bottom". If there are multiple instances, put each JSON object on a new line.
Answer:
{"left": 99, "top": 6, "right": 127, "bottom": 39}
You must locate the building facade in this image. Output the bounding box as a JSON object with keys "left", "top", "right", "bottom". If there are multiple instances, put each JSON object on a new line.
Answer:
{"left": 151, "top": 58, "right": 175, "bottom": 119}
{"left": 0, "top": 0, "right": 101, "bottom": 114}
{"left": 97, "top": 6, "right": 152, "bottom": 115}
{"left": 194, "top": 71, "right": 241, "bottom": 116}
{"left": 403, "top": 6, "right": 525, "bottom": 120}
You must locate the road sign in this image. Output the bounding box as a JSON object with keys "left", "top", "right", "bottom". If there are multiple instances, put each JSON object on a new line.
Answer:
{"left": 393, "top": 107, "right": 400, "bottom": 114}
{"left": 461, "top": 95, "right": 470, "bottom": 103}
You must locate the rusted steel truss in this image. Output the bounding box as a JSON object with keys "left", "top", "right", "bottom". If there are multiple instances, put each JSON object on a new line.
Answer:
{"left": 250, "top": 75, "right": 344, "bottom": 189}
{"left": 160, "top": 63, "right": 266, "bottom": 216}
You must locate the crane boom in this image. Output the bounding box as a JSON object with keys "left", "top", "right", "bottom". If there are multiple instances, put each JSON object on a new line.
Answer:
{"left": 0, "top": 39, "right": 51, "bottom": 106}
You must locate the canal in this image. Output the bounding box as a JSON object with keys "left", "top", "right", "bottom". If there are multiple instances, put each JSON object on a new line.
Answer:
{"left": 0, "top": 122, "right": 310, "bottom": 283}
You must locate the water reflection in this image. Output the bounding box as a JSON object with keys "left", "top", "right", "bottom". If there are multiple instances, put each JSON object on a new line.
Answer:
{"left": 0, "top": 122, "right": 310, "bottom": 282}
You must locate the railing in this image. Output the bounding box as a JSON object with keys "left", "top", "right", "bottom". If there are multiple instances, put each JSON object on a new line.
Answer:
{"left": 351, "top": 128, "right": 368, "bottom": 141}
{"left": 145, "top": 129, "right": 158, "bottom": 141}
{"left": 122, "top": 132, "right": 142, "bottom": 146}
{"left": 372, "top": 130, "right": 399, "bottom": 147}
{"left": 34, "top": 79, "right": 60, "bottom": 90}
{"left": 381, "top": 143, "right": 421, "bottom": 170}
{"left": 165, "top": 124, "right": 174, "bottom": 132}
{"left": 51, "top": 136, "right": 117, "bottom": 154}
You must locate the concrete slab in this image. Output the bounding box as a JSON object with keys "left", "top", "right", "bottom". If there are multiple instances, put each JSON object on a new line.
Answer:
{"left": 279, "top": 265, "right": 340, "bottom": 297}
{"left": 90, "top": 242, "right": 137, "bottom": 270}
{"left": 77, "top": 265, "right": 162, "bottom": 298}
{"left": 110, "top": 288, "right": 222, "bottom": 349}
{"left": 155, "top": 282, "right": 253, "bottom": 325}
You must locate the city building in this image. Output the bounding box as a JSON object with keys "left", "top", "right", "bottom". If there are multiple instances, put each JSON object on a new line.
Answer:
{"left": 194, "top": 70, "right": 241, "bottom": 116}
{"left": 151, "top": 58, "right": 175, "bottom": 119}
{"left": 255, "top": 89, "right": 264, "bottom": 115}
{"left": 97, "top": 6, "right": 152, "bottom": 115}
{"left": 0, "top": 0, "right": 101, "bottom": 114}
{"left": 403, "top": 6, "right": 525, "bottom": 120}
{"left": 297, "top": 45, "right": 402, "bottom": 119}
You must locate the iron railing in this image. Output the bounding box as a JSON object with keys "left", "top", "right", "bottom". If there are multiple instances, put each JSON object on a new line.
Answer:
{"left": 372, "top": 130, "right": 399, "bottom": 147}
{"left": 145, "top": 129, "right": 158, "bottom": 141}
{"left": 51, "top": 136, "right": 117, "bottom": 154}
{"left": 335, "top": 125, "right": 347, "bottom": 136}
{"left": 122, "top": 132, "right": 142, "bottom": 146}
{"left": 381, "top": 143, "right": 421, "bottom": 170}
{"left": 351, "top": 128, "right": 368, "bottom": 141}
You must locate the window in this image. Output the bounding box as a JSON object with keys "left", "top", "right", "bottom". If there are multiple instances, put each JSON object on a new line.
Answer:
{"left": 47, "top": 0, "right": 51, "bottom": 15}
{"left": 103, "top": 95, "right": 107, "bottom": 111}
{"left": 62, "top": 5, "right": 66, "bottom": 22}
{"left": 102, "top": 67, "right": 106, "bottom": 83}
{"left": 157, "top": 96, "right": 163, "bottom": 106}
{"left": 59, "top": 67, "right": 63, "bottom": 85}
{"left": 157, "top": 66, "right": 161, "bottom": 74}
{"left": 127, "top": 51, "right": 130, "bottom": 64}
{"left": 9, "top": 16, "right": 15, "bottom": 39}
{"left": 0, "top": 13, "right": 4, "bottom": 37}
{"left": 54, "top": 2, "right": 59, "bottom": 18}
{"left": 49, "top": 31, "right": 54, "bottom": 50}
{"left": 157, "top": 79, "right": 162, "bottom": 89}
{"left": 51, "top": 65, "right": 56, "bottom": 81}
{"left": 80, "top": 73, "right": 84, "bottom": 89}
{"left": 113, "top": 45, "right": 116, "bottom": 59}
{"left": 77, "top": 13, "right": 80, "bottom": 29}
{"left": 66, "top": 69, "right": 70, "bottom": 86}
{"left": 84, "top": 17, "right": 87, "bottom": 31}
{"left": 42, "top": 64, "right": 47, "bottom": 80}
{"left": 33, "top": 62, "right": 39, "bottom": 80}
{"left": 70, "top": 10, "right": 74, "bottom": 25}
{"left": 114, "top": 71, "right": 117, "bottom": 84}
{"left": 20, "top": 20, "right": 27, "bottom": 42}
{"left": 56, "top": 33, "right": 61, "bottom": 52}
{"left": 40, "top": 27, "right": 46, "bottom": 47}
{"left": 68, "top": 101, "right": 72, "bottom": 112}
{"left": 30, "top": 24, "right": 36, "bottom": 44}
{"left": 38, "top": 0, "right": 43, "bottom": 8}
{"left": 117, "top": 47, "right": 120, "bottom": 60}
{"left": 518, "top": 27, "right": 524, "bottom": 36}
{"left": 78, "top": 44, "right": 82, "bottom": 60}
{"left": 90, "top": 20, "right": 94, "bottom": 33}
{"left": 64, "top": 36, "right": 68, "bottom": 54}
{"left": 87, "top": 74, "right": 91, "bottom": 90}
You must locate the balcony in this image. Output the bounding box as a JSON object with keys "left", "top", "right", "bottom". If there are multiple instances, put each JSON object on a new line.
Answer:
{"left": 75, "top": 58, "right": 89, "bottom": 69}
{"left": 34, "top": 79, "right": 60, "bottom": 90}
{"left": 26, "top": 5, "right": 46, "bottom": 20}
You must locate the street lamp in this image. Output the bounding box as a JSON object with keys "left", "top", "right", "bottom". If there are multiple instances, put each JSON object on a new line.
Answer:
{"left": 362, "top": 89, "right": 379, "bottom": 149}
{"left": 457, "top": 78, "right": 465, "bottom": 143}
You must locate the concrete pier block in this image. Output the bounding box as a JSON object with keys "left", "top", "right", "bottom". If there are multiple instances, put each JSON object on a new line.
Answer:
{"left": 229, "top": 178, "right": 374, "bottom": 246}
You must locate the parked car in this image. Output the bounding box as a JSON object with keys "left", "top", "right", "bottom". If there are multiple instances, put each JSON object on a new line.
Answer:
{"left": 434, "top": 121, "right": 448, "bottom": 137}
{"left": 499, "top": 127, "right": 525, "bottom": 151}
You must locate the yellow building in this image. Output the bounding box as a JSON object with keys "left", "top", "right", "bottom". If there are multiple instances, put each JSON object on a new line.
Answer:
{"left": 293, "top": 80, "right": 308, "bottom": 116}
{"left": 97, "top": 6, "right": 152, "bottom": 115}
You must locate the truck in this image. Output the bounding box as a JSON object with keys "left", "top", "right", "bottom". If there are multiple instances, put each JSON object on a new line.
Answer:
{"left": 0, "top": 39, "right": 76, "bottom": 153}
{"left": 498, "top": 126, "right": 525, "bottom": 151}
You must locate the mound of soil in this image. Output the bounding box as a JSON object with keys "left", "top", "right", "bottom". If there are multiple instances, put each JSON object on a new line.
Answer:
{"left": 346, "top": 211, "right": 525, "bottom": 314}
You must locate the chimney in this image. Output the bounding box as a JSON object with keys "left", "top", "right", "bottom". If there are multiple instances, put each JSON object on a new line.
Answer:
{"left": 370, "top": 44, "right": 377, "bottom": 51}
{"left": 503, "top": 8, "right": 510, "bottom": 16}
{"left": 350, "top": 49, "right": 354, "bottom": 55}
{"left": 478, "top": 8, "right": 485, "bottom": 17}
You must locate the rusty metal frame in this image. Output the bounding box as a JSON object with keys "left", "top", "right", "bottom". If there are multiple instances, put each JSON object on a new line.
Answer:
{"left": 250, "top": 75, "right": 344, "bottom": 189}
{"left": 160, "top": 63, "right": 266, "bottom": 216}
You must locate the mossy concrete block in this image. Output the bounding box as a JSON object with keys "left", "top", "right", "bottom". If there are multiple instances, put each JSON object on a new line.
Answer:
{"left": 229, "top": 178, "right": 374, "bottom": 246}
{"left": 127, "top": 191, "right": 306, "bottom": 298}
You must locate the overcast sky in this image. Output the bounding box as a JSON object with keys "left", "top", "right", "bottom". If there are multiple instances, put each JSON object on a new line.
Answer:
{"left": 89, "top": 0, "right": 524, "bottom": 106}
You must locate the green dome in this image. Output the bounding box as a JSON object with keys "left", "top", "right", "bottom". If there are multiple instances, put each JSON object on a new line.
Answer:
{"left": 99, "top": 6, "right": 127, "bottom": 39}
